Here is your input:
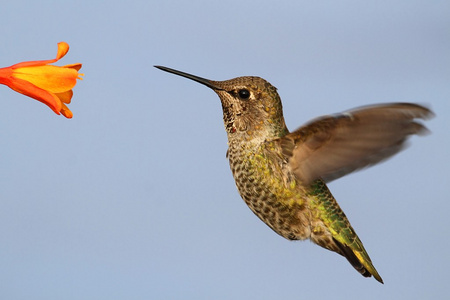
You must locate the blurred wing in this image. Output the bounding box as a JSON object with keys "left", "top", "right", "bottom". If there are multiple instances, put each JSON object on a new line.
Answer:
{"left": 277, "top": 103, "right": 433, "bottom": 185}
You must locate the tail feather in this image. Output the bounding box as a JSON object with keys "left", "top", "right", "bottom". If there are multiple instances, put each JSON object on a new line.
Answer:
{"left": 333, "top": 237, "right": 384, "bottom": 284}
{"left": 308, "top": 179, "right": 383, "bottom": 283}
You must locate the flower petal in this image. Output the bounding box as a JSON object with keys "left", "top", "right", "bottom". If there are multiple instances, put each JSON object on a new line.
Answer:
{"left": 63, "top": 63, "right": 83, "bottom": 71}
{"left": 4, "top": 77, "right": 62, "bottom": 114}
{"left": 55, "top": 90, "right": 73, "bottom": 104}
{"left": 13, "top": 65, "right": 79, "bottom": 93}
{"left": 8, "top": 41, "right": 70, "bottom": 69}
{"left": 60, "top": 102, "right": 73, "bottom": 119}
{"left": 0, "top": 67, "right": 13, "bottom": 85}
{"left": 55, "top": 42, "right": 69, "bottom": 60}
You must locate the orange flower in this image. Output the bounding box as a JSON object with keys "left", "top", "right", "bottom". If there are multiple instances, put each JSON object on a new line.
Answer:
{"left": 0, "top": 42, "right": 83, "bottom": 118}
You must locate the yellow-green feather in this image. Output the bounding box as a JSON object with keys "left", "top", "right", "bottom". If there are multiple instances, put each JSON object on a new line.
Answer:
{"left": 309, "top": 180, "right": 383, "bottom": 283}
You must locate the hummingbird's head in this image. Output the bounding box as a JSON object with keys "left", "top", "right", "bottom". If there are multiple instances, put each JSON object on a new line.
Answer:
{"left": 155, "top": 66, "right": 289, "bottom": 142}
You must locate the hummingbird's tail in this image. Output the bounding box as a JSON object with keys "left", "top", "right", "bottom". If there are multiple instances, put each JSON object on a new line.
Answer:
{"left": 332, "top": 237, "right": 384, "bottom": 284}
{"left": 309, "top": 179, "right": 383, "bottom": 283}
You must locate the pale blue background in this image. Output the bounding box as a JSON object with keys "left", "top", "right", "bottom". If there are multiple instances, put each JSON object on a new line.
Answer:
{"left": 0, "top": 1, "right": 448, "bottom": 299}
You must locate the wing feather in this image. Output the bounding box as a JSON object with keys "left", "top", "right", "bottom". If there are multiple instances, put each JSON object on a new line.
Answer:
{"left": 275, "top": 103, "right": 433, "bottom": 184}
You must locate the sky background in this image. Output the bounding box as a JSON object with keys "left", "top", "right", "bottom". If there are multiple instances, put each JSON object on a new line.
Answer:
{"left": 0, "top": 1, "right": 449, "bottom": 299}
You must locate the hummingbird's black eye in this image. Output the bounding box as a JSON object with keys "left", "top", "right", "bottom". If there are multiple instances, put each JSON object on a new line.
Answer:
{"left": 237, "top": 89, "right": 250, "bottom": 100}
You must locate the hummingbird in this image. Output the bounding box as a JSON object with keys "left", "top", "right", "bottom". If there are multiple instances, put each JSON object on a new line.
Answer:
{"left": 155, "top": 65, "right": 433, "bottom": 283}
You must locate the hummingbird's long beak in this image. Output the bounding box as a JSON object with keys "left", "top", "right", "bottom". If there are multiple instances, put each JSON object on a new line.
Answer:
{"left": 154, "top": 65, "right": 223, "bottom": 91}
